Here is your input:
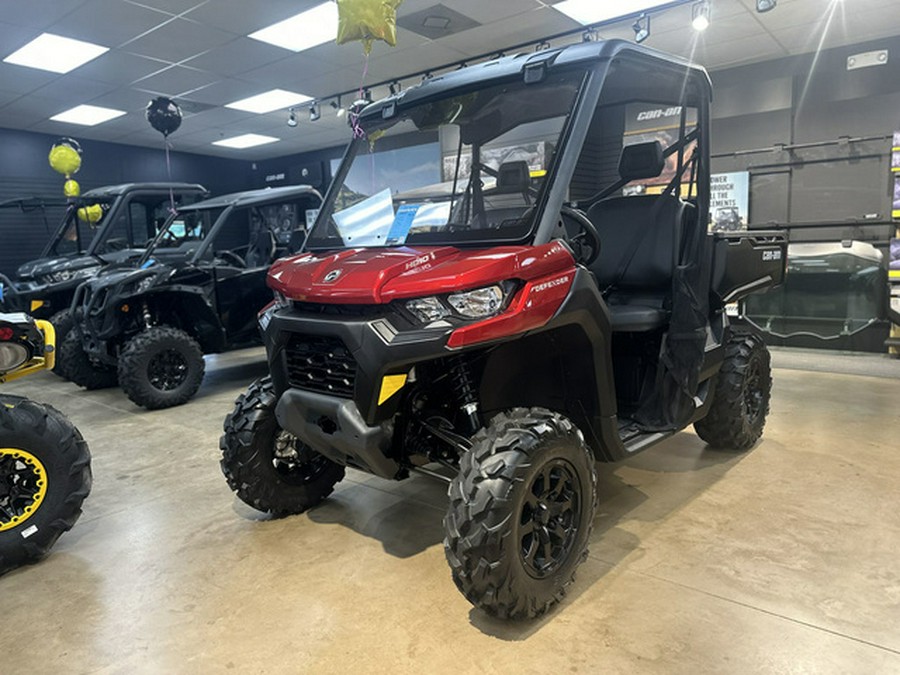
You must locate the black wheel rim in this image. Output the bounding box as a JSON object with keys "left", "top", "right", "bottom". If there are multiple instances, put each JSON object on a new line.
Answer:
{"left": 147, "top": 349, "right": 189, "bottom": 391}
{"left": 744, "top": 358, "right": 764, "bottom": 423}
{"left": 0, "top": 449, "right": 47, "bottom": 531}
{"left": 272, "top": 430, "right": 331, "bottom": 486}
{"left": 519, "top": 458, "right": 581, "bottom": 578}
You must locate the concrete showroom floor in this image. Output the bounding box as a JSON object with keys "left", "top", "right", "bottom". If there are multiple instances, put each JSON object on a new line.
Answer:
{"left": 1, "top": 346, "right": 899, "bottom": 674}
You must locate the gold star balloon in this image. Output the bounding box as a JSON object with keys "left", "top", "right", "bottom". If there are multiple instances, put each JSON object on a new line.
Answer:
{"left": 336, "top": 0, "right": 403, "bottom": 55}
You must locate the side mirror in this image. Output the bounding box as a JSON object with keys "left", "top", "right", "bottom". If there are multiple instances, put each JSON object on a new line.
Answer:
{"left": 618, "top": 141, "right": 665, "bottom": 182}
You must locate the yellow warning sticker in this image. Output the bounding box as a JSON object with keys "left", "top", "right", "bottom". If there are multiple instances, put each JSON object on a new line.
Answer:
{"left": 378, "top": 374, "right": 408, "bottom": 405}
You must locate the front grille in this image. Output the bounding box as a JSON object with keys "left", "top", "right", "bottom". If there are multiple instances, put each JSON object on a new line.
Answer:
{"left": 284, "top": 334, "right": 357, "bottom": 398}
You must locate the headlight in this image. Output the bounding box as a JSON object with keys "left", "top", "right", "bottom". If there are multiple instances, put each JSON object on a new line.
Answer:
{"left": 405, "top": 297, "right": 449, "bottom": 323}
{"left": 0, "top": 342, "right": 29, "bottom": 372}
{"left": 122, "top": 273, "right": 160, "bottom": 295}
{"left": 405, "top": 283, "right": 512, "bottom": 325}
{"left": 447, "top": 285, "right": 505, "bottom": 319}
{"left": 41, "top": 266, "right": 100, "bottom": 284}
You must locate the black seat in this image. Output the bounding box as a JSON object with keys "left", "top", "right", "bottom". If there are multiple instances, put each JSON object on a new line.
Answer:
{"left": 587, "top": 195, "right": 687, "bottom": 332}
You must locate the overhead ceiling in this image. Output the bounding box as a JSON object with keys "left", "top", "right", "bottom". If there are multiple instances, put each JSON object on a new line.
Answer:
{"left": 0, "top": 0, "right": 898, "bottom": 160}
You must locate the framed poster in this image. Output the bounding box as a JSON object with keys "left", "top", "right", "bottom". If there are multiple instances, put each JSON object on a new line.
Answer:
{"left": 709, "top": 171, "right": 750, "bottom": 232}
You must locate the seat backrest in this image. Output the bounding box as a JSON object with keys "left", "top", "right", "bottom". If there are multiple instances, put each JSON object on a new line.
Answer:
{"left": 587, "top": 195, "right": 686, "bottom": 291}
{"left": 495, "top": 161, "right": 531, "bottom": 194}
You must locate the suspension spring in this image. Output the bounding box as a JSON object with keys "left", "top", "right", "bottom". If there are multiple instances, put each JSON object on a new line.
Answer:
{"left": 450, "top": 356, "right": 480, "bottom": 433}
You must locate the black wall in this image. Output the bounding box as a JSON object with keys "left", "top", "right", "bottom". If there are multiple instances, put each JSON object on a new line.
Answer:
{"left": 709, "top": 35, "right": 900, "bottom": 245}
{"left": 0, "top": 127, "right": 253, "bottom": 275}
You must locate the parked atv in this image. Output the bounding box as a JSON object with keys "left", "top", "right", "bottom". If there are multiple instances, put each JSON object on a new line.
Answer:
{"left": 0, "top": 183, "right": 208, "bottom": 354}
{"left": 0, "top": 313, "right": 91, "bottom": 574}
{"left": 220, "top": 40, "right": 787, "bottom": 619}
{"left": 64, "top": 185, "right": 321, "bottom": 409}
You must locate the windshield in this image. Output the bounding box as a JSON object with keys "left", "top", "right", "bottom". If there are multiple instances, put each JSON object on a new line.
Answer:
{"left": 143, "top": 208, "right": 224, "bottom": 262}
{"left": 46, "top": 198, "right": 115, "bottom": 256}
{"left": 307, "top": 69, "right": 586, "bottom": 250}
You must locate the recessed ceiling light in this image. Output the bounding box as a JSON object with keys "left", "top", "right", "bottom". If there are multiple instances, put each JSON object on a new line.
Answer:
{"left": 552, "top": 0, "right": 670, "bottom": 25}
{"left": 3, "top": 33, "right": 108, "bottom": 74}
{"left": 213, "top": 134, "right": 280, "bottom": 149}
{"left": 225, "top": 89, "right": 313, "bottom": 114}
{"left": 248, "top": 2, "right": 339, "bottom": 52}
{"left": 50, "top": 105, "right": 126, "bottom": 126}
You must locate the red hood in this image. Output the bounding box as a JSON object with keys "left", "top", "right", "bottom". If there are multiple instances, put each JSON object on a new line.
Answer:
{"left": 268, "top": 243, "right": 575, "bottom": 304}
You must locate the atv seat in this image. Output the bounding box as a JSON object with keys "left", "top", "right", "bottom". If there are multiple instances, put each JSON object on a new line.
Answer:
{"left": 587, "top": 195, "right": 688, "bottom": 332}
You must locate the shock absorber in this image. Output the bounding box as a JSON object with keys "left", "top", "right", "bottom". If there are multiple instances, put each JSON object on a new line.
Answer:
{"left": 450, "top": 356, "right": 480, "bottom": 434}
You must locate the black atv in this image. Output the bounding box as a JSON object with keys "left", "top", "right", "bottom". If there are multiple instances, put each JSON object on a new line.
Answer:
{"left": 64, "top": 185, "right": 322, "bottom": 409}
{"left": 0, "top": 182, "right": 208, "bottom": 349}
{"left": 220, "top": 40, "right": 788, "bottom": 619}
{"left": 0, "top": 313, "right": 91, "bottom": 574}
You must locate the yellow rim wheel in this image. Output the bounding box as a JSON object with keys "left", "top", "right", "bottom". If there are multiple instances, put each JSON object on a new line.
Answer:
{"left": 0, "top": 448, "right": 48, "bottom": 532}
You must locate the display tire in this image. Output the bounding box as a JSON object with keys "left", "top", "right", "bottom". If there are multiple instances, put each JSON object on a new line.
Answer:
{"left": 444, "top": 407, "right": 597, "bottom": 620}
{"left": 0, "top": 395, "right": 91, "bottom": 575}
{"left": 58, "top": 330, "right": 119, "bottom": 390}
{"left": 48, "top": 310, "right": 74, "bottom": 379}
{"left": 221, "top": 377, "right": 345, "bottom": 516}
{"left": 118, "top": 326, "right": 205, "bottom": 410}
{"left": 694, "top": 329, "right": 772, "bottom": 451}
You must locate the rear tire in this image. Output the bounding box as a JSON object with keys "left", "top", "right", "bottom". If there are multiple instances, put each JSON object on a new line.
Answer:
{"left": 0, "top": 396, "right": 92, "bottom": 575}
{"left": 444, "top": 408, "right": 597, "bottom": 620}
{"left": 58, "top": 331, "right": 118, "bottom": 390}
{"left": 48, "top": 310, "right": 74, "bottom": 379}
{"left": 694, "top": 330, "right": 772, "bottom": 450}
{"left": 221, "top": 377, "right": 345, "bottom": 516}
{"left": 118, "top": 326, "right": 205, "bottom": 410}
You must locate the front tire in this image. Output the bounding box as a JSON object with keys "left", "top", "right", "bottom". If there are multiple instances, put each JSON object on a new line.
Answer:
{"left": 444, "top": 408, "right": 597, "bottom": 620}
{"left": 118, "top": 326, "right": 205, "bottom": 410}
{"left": 694, "top": 330, "right": 772, "bottom": 450}
{"left": 58, "top": 331, "right": 119, "bottom": 390}
{"left": 220, "top": 377, "right": 345, "bottom": 516}
{"left": 48, "top": 310, "right": 74, "bottom": 379}
{"left": 0, "top": 396, "right": 92, "bottom": 575}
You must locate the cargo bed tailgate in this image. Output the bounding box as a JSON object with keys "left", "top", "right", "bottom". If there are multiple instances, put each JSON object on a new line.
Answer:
{"left": 712, "top": 230, "right": 788, "bottom": 303}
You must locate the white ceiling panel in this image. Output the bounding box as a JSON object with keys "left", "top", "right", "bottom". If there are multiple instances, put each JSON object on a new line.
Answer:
{"left": 182, "top": 0, "right": 326, "bottom": 35}
{"left": 0, "top": 0, "right": 87, "bottom": 30}
{"left": 122, "top": 17, "right": 236, "bottom": 62}
{"left": 0, "top": 64, "right": 59, "bottom": 95}
{"left": 181, "top": 37, "right": 290, "bottom": 77}
{"left": 123, "top": 0, "right": 207, "bottom": 16}
{"left": 0, "top": 21, "right": 42, "bottom": 55}
{"left": 236, "top": 54, "right": 342, "bottom": 93}
{"left": 54, "top": 0, "right": 171, "bottom": 47}
{"left": 74, "top": 52, "right": 170, "bottom": 86}
{"left": 30, "top": 75, "right": 118, "bottom": 105}
{"left": 132, "top": 65, "right": 219, "bottom": 97}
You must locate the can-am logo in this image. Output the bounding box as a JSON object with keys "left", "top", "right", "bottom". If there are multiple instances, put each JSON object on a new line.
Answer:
{"left": 636, "top": 106, "right": 683, "bottom": 122}
{"left": 323, "top": 269, "right": 342, "bottom": 282}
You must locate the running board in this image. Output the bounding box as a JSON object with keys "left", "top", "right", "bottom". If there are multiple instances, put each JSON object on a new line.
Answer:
{"left": 622, "top": 429, "right": 676, "bottom": 454}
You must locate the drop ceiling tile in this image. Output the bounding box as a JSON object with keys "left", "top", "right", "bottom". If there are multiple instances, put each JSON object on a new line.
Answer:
{"left": 0, "top": 66, "right": 59, "bottom": 95}
{"left": 0, "top": 21, "right": 43, "bottom": 55}
{"left": 442, "top": 6, "right": 575, "bottom": 56}
{"left": 74, "top": 52, "right": 170, "bottom": 86}
{"left": 400, "top": 0, "right": 545, "bottom": 25}
{"left": 132, "top": 65, "right": 219, "bottom": 97}
{"left": 179, "top": 106, "right": 253, "bottom": 127}
{"left": 122, "top": 17, "right": 237, "bottom": 62}
{"left": 48, "top": 0, "right": 172, "bottom": 48}
{"left": 0, "top": 0, "right": 85, "bottom": 29}
{"left": 0, "top": 91, "right": 21, "bottom": 107}
{"left": 181, "top": 37, "right": 291, "bottom": 77}
{"left": 89, "top": 87, "right": 164, "bottom": 113}
{"left": 184, "top": 78, "right": 267, "bottom": 106}
{"left": 235, "top": 54, "right": 339, "bottom": 92}
{"left": 183, "top": 0, "right": 325, "bottom": 35}
{"left": 124, "top": 0, "right": 208, "bottom": 15}
{"left": 30, "top": 75, "right": 117, "bottom": 104}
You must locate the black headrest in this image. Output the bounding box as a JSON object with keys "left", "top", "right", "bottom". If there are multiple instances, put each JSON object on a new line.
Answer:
{"left": 618, "top": 141, "right": 665, "bottom": 182}
{"left": 495, "top": 161, "right": 531, "bottom": 193}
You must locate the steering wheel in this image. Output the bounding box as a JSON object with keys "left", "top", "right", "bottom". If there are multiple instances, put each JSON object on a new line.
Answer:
{"left": 560, "top": 205, "right": 601, "bottom": 266}
{"left": 217, "top": 250, "right": 246, "bottom": 268}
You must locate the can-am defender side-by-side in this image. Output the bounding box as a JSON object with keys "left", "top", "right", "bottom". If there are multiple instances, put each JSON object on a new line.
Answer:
{"left": 64, "top": 185, "right": 322, "bottom": 409}
{"left": 0, "top": 313, "right": 91, "bottom": 574}
{"left": 0, "top": 183, "right": 208, "bottom": 348}
{"left": 220, "top": 40, "right": 787, "bottom": 619}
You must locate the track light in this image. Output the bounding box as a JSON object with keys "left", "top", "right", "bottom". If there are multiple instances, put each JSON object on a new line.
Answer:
{"left": 535, "top": 40, "right": 550, "bottom": 52}
{"left": 286, "top": 108, "right": 297, "bottom": 127}
{"left": 389, "top": 80, "right": 401, "bottom": 95}
{"left": 756, "top": 0, "right": 776, "bottom": 12}
{"left": 633, "top": 14, "right": 650, "bottom": 43}
{"left": 363, "top": 88, "right": 372, "bottom": 102}
{"left": 692, "top": 1, "right": 710, "bottom": 31}
{"left": 331, "top": 96, "right": 346, "bottom": 118}
{"left": 309, "top": 101, "right": 320, "bottom": 122}
{"left": 582, "top": 28, "right": 598, "bottom": 42}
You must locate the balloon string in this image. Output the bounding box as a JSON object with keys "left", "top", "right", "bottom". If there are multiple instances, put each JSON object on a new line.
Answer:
{"left": 350, "top": 52, "right": 370, "bottom": 140}
{"left": 164, "top": 137, "right": 176, "bottom": 214}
